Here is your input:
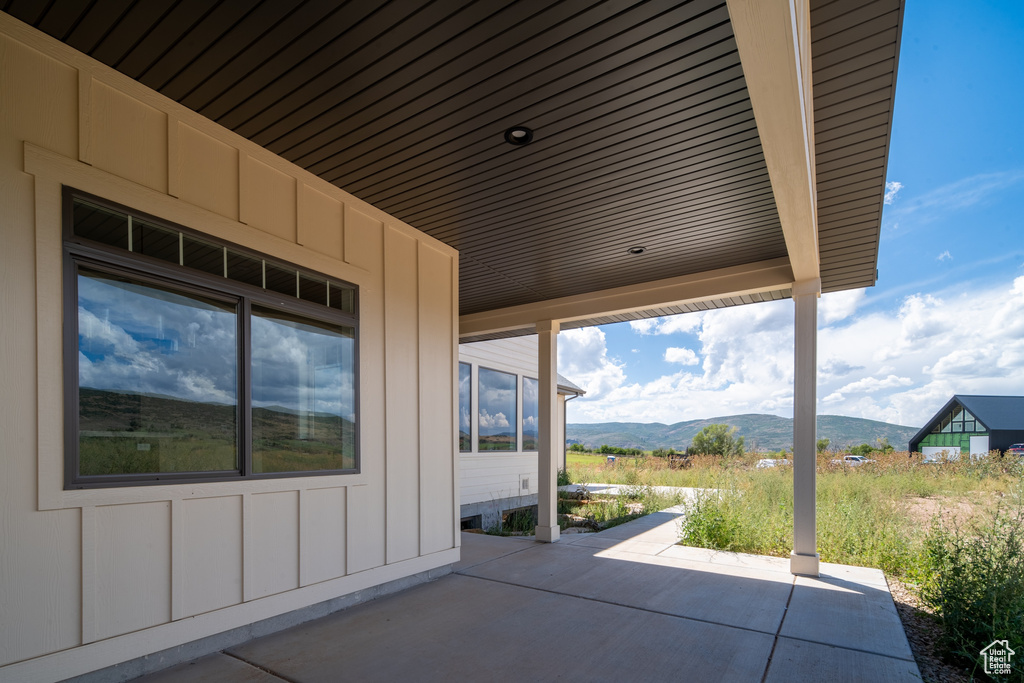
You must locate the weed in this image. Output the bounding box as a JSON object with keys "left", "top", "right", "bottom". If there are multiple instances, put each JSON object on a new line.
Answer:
{"left": 917, "top": 494, "right": 1024, "bottom": 679}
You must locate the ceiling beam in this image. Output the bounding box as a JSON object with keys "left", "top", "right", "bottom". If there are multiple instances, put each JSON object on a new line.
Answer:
{"left": 727, "top": 0, "right": 819, "bottom": 284}
{"left": 459, "top": 258, "right": 794, "bottom": 338}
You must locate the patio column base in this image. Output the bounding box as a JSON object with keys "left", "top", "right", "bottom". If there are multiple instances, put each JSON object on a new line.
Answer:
{"left": 790, "top": 551, "right": 819, "bottom": 577}
{"left": 535, "top": 524, "right": 560, "bottom": 543}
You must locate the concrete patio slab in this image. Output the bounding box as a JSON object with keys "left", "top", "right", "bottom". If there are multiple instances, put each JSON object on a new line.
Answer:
{"left": 780, "top": 573, "right": 915, "bottom": 660}
{"left": 764, "top": 637, "right": 920, "bottom": 682}
{"left": 134, "top": 507, "right": 920, "bottom": 682}
{"left": 137, "top": 653, "right": 280, "bottom": 682}
{"left": 226, "top": 574, "right": 776, "bottom": 683}
{"left": 460, "top": 539, "right": 794, "bottom": 633}
{"left": 451, "top": 532, "right": 533, "bottom": 572}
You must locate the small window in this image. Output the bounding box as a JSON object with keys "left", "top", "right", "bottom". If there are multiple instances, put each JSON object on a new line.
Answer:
{"left": 64, "top": 188, "right": 359, "bottom": 487}
{"left": 458, "top": 363, "right": 471, "bottom": 452}
{"left": 478, "top": 367, "right": 516, "bottom": 451}
{"left": 522, "top": 377, "right": 539, "bottom": 452}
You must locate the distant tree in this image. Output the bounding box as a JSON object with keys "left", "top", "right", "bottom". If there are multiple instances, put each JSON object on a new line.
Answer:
{"left": 850, "top": 443, "right": 873, "bottom": 456}
{"left": 816, "top": 438, "right": 831, "bottom": 454}
{"left": 569, "top": 443, "right": 586, "bottom": 453}
{"left": 690, "top": 424, "right": 744, "bottom": 456}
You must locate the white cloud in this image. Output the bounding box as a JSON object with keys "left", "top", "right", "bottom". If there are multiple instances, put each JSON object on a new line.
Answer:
{"left": 478, "top": 409, "right": 509, "bottom": 429}
{"left": 557, "top": 327, "right": 626, "bottom": 399}
{"left": 884, "top": 180, "right": 903, "bottom": 204}
{"left": 664, "top": 347, "right": 699, "bottom": 365}
{"left": 819, "top": 289, "right": 865, "bottom": 324}
{"left": 564, "top": 276, "right": 1024, "bottom": 429}
{"left": 937, "top": 250, "right": 952, "bottom": 262}
{"left": 891, "top": 171, "right": 1024, "bottom": 221}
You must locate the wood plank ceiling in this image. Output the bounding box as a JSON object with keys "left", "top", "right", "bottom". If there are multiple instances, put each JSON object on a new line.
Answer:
{"left": 2, "top": 0, "right": 902, "bottom": 325}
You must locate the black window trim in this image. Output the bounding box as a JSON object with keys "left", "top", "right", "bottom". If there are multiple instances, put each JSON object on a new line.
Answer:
{"left": 62, "top": 187, "right": 360, "bottom": 489}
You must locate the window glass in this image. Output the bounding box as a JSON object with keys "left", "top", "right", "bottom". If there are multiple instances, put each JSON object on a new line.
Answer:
{"left": 73, "top": 200, "right": 128, "bottom": 249}
{"left": 459, "top": 363, "right": 471, "bottom": 452}
{"left": 964, "top": 420, "right": 976, "bottom": 432}
{"left": 478, "top": 367, "right": 516, "bottom": 451}
{"left": 182, "top": 234, "right": 224, "bottom": 277}
{"left": 522, "top": 377, "right": 538, "bottom": 451}
{"left": 251, "top": 306, "right": 356, "bottom": 473}
{"left": 133, "top": 219, "right": 179, "bottom": 264}
{"left": 77, "top": 268, "right": 238, "bottom": 476}
{"left": 67, "top": 190, "right": 360, "bottom": 487}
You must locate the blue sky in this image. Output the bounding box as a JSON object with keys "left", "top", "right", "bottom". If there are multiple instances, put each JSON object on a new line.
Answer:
{"left": 560, "top": 1, "right": 1024, "bottom": 429}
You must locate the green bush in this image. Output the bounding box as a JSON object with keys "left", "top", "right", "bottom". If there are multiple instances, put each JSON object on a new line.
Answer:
{"left": 557, "top": 468, "right": 572, "bottom": 487}
{"left": 918, "top": 500, "right": 1024, "bottom": 679}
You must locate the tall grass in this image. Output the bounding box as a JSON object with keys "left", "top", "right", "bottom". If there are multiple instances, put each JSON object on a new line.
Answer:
{"left": 567, "top": 451, "right": 1022, "bottom": 577}
{"left": 917, "top": 495, "right": 1024, "bottom": 679}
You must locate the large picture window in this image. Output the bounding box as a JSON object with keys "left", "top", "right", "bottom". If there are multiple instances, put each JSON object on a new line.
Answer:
{"left": 64, "top": 188, "right": 358, "bottom": 488}
{"left": 477, "top": 367, "right": 516, "bottom": 451}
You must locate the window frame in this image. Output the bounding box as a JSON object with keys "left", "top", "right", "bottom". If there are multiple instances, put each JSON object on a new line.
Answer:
{"left": 63, "top": 187, "right": 360, "bottom": 489}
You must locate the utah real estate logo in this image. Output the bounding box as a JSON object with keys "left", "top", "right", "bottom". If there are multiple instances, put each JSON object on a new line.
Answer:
{"left": 981, "top": 640, "right": 1015, "bottom": 676}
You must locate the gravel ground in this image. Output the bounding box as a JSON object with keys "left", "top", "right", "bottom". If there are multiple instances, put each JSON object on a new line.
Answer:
{"left": 887, "top": 577, "right": 976, "bottom": 683}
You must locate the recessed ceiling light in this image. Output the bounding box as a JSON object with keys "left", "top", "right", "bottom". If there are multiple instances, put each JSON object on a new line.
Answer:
{"left": 504, "top": 126, "right": 534, "bottom": 145}
{"left": 627, "top": 246, "right": 646, "bottom": 255}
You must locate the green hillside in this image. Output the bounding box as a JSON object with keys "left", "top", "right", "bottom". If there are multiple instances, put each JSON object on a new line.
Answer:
{"left": 566, "top": 414, "right": 919, "bottom": 452}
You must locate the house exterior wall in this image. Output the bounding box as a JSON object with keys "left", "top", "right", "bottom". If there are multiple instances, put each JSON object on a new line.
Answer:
{"left": 917, "top": 432, "right": 982, "bottom": 454}
{"left": 458, "top": 336, "right": 571, "bottom": 528}
{"left": 0, "top": 16, "right": 457, "bottom": 682}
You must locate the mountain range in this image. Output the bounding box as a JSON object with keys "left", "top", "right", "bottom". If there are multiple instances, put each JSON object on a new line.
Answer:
{"left": 566, "top": 414, "right": 920, "bottom": 452}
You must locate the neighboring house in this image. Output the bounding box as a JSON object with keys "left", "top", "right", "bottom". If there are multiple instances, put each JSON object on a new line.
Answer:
{"left": 458, "top": 337, "right": 585, "bottom": 530}
{"left": 909, "top": 395, "right": 1024, "bottom": 458}
{"left": 0, "top": 2, "right": 903, "bottom": 681}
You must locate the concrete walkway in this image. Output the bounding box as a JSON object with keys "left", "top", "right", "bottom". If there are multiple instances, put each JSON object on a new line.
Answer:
{"left": 138, "top": 508, "right": 919, "bottom": 682}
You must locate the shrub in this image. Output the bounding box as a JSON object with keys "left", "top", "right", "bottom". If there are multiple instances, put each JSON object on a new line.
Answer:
{"left": 556, "top": 468, "right": 572, "bottom": 487}
{"left": 918, "top": 499, "right": 1024, "bottom": 677}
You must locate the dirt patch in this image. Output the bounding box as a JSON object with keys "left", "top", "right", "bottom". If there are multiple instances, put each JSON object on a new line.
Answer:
{"left": 888, "top": 577, "right": 974, "bottom": 683}
{"left": 902, "top": 494, "right": 1000, "bottom": 527}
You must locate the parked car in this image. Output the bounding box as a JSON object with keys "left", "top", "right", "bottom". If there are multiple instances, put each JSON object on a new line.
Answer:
{"left": 831, "top": 455, "right": 874, "bottom": 466}
{"left": 1007, "top": 443, "right": 1024, "bottom": 457}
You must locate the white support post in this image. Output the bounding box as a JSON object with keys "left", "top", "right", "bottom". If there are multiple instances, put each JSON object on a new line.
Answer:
{"left": 791, "top": 280, "right": 820, "bottom": 576}
{"left": 535, "top": 320, "right": 560, "bottom": 543}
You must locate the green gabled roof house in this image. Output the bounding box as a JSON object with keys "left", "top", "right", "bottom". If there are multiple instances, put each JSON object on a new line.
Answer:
{"left": 909, "top": 395, "right": 1024, "bottom": 458}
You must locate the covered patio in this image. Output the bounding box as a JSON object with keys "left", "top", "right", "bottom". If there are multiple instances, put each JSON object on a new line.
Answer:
{"left": 139, "top": 511, "right": 919, "bottom": 683}
{"left": 0, "top": 1, "right": 905, "bottom": 680}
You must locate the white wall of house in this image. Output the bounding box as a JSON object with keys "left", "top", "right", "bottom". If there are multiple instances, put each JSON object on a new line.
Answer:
{"left": 0, "top": 16, "right": 458, "bottom": 682}
{"left": 458, "top": 336, "right": 569, "bottom": 522}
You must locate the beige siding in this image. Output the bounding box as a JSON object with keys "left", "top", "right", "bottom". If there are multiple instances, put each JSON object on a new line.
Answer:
{"left": 419, "top": 243, "right": 456, "bottom": 554}
{"left": 94, "top": 502, "right": 172, "bottom": 641}
{"left": 180, "top": 496, "right": 243, "bottom": 618}
{"left": 0, "top": 16, "right": 458, "bottom": 681}
{"left": 384, "top": 227, "right": 420, "bottom": 564}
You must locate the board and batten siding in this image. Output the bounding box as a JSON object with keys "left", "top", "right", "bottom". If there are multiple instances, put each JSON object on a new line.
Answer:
{"left": 0, "top": 15, "right": 457, "bottom": 682}
{"left": 458, "top": 336, "right": 569, "bottom": 506}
